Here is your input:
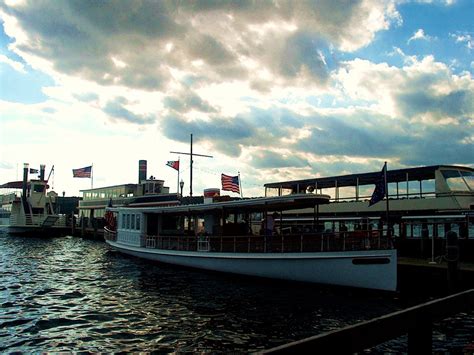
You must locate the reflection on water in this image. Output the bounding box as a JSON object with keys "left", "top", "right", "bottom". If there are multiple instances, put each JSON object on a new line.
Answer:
{"left": 0, "top": 230, "right": 472, "bottom": 352}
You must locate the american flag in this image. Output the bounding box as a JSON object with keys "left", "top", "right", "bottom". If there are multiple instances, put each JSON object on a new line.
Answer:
{"left": 368, "top": 163, "right": 387, "bottom": 206}
{"left": 166, "top": 160, "right": 180, "bottom": 171}
{"left": 221, "top": 174, "right": 240, "bottom": 193}
{"left": 72, "top": 166, "right": 92, "bottom": 178}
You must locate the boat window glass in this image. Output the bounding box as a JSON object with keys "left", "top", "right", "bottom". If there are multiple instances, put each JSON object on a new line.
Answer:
{"left": 131, "top": 214, "right": 135, "bottom": 229}
{"left": 442, "top": 170, "right": 470, "bottom": 192}
{"left": 281, "top": 188, "right": 292, "bottom": 196}
{"left": 136, "top": 215, "right": 140, "bottom": 230}
{"left": 33, "top": 184, "right": 45, "bottom": 193}
{"left": 126, "top": 214, "right": 130, "bottom": 229}
{"left": 266, "top": 188, "right": 279, "bottom": 197}
{"left": 460, "top": 171, "right": 474, "bottom": 191}
{"left": 121, "top": 214, "right": 125, "bottom": 229}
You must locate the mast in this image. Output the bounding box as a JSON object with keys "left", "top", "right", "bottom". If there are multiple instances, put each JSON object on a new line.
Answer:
{"left": 170, "top": 133, "right": 213, "bottom": 197}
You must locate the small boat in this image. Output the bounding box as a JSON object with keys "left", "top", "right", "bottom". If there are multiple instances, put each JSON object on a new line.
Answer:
{"left": 104, "top": 192, "right": 397, "bottom": 291}
{"left": 1, "top": 163, "right": 67, "bottom": 236}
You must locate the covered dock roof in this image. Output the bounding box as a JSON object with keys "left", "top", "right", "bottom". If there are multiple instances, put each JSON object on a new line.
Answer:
{"left": 264, "top": 165, "right": 474, "bottom": 191}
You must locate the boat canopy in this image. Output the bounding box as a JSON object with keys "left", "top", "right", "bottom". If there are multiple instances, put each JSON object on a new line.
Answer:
{"left": 264, "top": 165, "right": 474, "bottom": 191}
{"left": 108, "top": 193, "right": 330, "bottom": 215}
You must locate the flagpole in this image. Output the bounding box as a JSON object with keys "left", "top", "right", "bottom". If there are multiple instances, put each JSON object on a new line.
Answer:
{"left": 384, "top": 161, "right": 390, "bottom": 238}
{"left": 238, "top": 171, "right": 243, "bottom": 198}
{"left": 91, "top": 163, "right": 94, "bottom": 189}
{"left": 177, "top": 157, "right": 180, "bottom": 195}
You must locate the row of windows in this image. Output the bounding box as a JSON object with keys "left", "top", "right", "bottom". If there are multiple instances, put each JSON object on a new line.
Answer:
{"left": 83, "top": 191, "right": 134, "bottom": 200}
{"left": 121, "top": 213, "right": 141, "bottom": 231}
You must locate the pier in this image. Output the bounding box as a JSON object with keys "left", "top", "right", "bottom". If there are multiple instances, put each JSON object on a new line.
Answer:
{"left": 260, "top": 289, "right": 474, "bottom": 354}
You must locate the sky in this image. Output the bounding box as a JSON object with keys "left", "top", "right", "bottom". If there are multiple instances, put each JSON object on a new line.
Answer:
{"left": 0, "top": 0, "right": 473, "bottom": 198}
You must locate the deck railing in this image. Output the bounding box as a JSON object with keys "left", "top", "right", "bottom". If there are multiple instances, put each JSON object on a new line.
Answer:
{"left": 143, "top": 231, "right": 392, "bottom": 253}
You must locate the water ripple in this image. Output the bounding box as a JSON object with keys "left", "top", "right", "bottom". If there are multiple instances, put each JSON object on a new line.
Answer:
{"left": 1, "top": 231, "right": 473, "bottom": 352}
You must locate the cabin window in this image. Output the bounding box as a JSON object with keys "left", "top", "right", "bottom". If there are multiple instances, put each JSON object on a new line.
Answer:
{"left": 442, "top": 170, "right": 470, "bottom": 192}
{"left": 461, "top": 171, "right": 474, "bottom": 191}
{"left": 33, "top": 185, "right": 45, "bottom": 193}
{"left": 131, "top": 214, "right": 135, "bottom": 229}
{"left": 121, "top": 214, "right": 125, "bottom": 229}
{"left": 126, "top": 214, "right": 130, "bottom": 229}
{"left": 136, "top": 215, "right": 140, "bottom": 230}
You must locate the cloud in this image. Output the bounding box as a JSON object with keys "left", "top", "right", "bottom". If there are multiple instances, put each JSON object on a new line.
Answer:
{"left": 163, "top": 90, "right": 218, "bottom": 114}
{"left": 451, "top": 32, "right": 474, "bottom": 50}
{"left": 0, "top": 54, "right": 25, "bottom": 72}
{"left": 103, "top": 97, "right": 156, "bottom": 125}
{"left": 0, "top": 0, "right": 400, "bottom": 93}
{"left": 407, "top": 29, "right": 434, "bottom": 44}
{"left": 396, "top": 89, "right": 473, "bottom": 118}
{"left": 251, "top": 151, "right": 310, "bottom": 169}
{"left": 161, "top": 107, "right": 306, "bottom": 157}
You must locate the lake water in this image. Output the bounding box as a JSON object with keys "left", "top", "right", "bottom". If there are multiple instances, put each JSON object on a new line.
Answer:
{"left": 0, "top": 229, "right": 472, "bottom": 352}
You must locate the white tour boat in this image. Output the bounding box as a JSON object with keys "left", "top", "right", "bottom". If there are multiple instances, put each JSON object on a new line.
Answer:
{"left": 104, "top": 193, "right": 397, "bottom": 291}
{"left": 1, "top": 163, "right": 67, "bottom": 236}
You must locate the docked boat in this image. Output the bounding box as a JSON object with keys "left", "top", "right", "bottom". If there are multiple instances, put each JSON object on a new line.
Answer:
{"left": 104, "top": 193, "right": 397, "bottom": 291}
{"left": 264, "top": 165, "right": 474, "bottom": 261}
{"left": 1, "top": 163, "right": 67, "bottom": 236}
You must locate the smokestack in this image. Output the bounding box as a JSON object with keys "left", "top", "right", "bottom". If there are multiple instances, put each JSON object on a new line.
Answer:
{"left": 22, "top": 163, "right": 29, "bottom": 197}
{"left": 139, "top": 160, "right": 147, "bottom": 183}
{"left": 40, "top": 164, "right": 46, "bottom": 181}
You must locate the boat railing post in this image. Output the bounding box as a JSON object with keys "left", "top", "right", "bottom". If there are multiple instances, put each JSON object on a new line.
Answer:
{"left": 281, "top": 235, "right": 284, "bottom": 253}
{"left": 233, "top": 236, "right": 236, "bottom": 252}
{"left": 320, "top": 233, "right": 324, "bottom": 252}
{"left": 248, "top": 236, "right": 250, "bottom": 253}
{"left": 343, "top": 232, "right": 346, "bottom": 251}
{"left": 220, "top": 236, "right": 223, "bottom": 252}
{"left": 300, "top": 234, "right": 303, "bottom": 252}
{"left": 264, "top": 236, "right": 267, "bottom": 253}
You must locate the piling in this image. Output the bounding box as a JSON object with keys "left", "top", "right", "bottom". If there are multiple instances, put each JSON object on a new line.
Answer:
{"left": 446, "top": 231, "right": 459, "bottom": 293}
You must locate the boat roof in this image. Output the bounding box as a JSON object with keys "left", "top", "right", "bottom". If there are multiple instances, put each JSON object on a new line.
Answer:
{"left": 109, "top": 193, "right": 330, "bottom": 214}
{"left": 0, "top": 180, "right": 48, "bottom": 189}
{"left": 264, "top": 165, "right": 474, "bottom": 190}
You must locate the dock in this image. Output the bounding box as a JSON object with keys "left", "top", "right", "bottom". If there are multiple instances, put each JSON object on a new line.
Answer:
{"left": 260, "top": 289, "right": 474, "bottom": 354}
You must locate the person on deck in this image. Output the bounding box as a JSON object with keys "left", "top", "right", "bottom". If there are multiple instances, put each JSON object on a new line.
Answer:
{"left": 263, "top": 212, "right": 279, "bottom": 252}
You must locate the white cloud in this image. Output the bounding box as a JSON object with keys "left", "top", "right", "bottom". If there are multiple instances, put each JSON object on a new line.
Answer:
{"left": 0, "top": 54, "right": 25, "bottom": 72}
{"left": 451, "top": 33, "right": 474, "bottom": 50}
{"left": 407, "top": 29, "right": 434, "bottom": 44}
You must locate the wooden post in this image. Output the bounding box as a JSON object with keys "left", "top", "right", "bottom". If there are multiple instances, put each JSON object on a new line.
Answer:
{"left": 446, "top": 230, "right": 459, "bottom": 293}
{"left": 71, "top": 211, "right": 75, "bottom": 236}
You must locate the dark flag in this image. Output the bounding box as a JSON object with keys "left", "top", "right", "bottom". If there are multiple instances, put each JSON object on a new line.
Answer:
{"left": 72, "top": 166, "right": 92, "bottom": 178}
{"left": 166, "top": 160, "right": 180, "bottom": 171}
{"left": 29, "top": 168, "right": 39, "bottom": 174}
{"left": 221, "top": 174, "right": 240, "bottom": 193}
{"left": 369, "top": 163, "right": 387, "bottom": 206}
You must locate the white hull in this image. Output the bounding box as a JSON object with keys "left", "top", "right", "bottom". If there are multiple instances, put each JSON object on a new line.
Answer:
{"left": 106, "top": 240, "right": 397, "bottom": 291}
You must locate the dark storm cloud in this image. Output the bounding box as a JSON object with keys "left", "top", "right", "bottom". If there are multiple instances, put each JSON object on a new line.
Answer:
{"left": 104, "top": 97, "right": 155, "bottom": 125}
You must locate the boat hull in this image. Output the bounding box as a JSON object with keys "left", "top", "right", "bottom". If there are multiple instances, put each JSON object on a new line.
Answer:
{"left": 106, "top": 240, "right": 397, "bottom": 291}
{"left": 7, "top": 225, "right": 69, "bottom": 237}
